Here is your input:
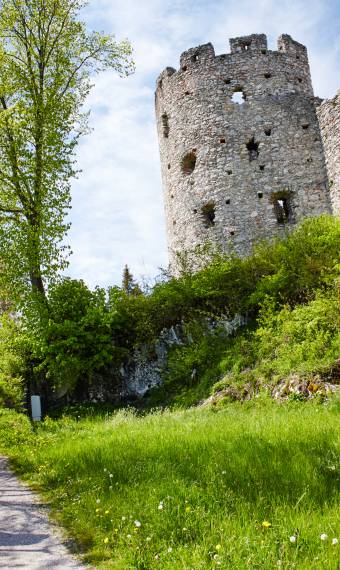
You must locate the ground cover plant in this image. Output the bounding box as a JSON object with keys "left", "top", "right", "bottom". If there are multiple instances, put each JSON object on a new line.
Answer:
{"left": 1, "top": 400, "right": 339, "bottom": 569}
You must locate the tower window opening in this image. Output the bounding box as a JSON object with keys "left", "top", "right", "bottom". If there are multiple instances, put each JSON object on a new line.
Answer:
{"left": 226, "top": 198, "right": 230, "bottom": 204}
{"left": 302, "top": 123, "right": 309, "bottom": 130}
{"left": 167, "top": 163, "right": 171, "bottom": 169}
{"left": 297, "top": 77, "right": 302, "bottom": 83}
{"left": 244, "top": 43, "right": 250, "bottom": 51}
{"left": 230, "top": 230, "right": 235, "bottom": 235}
{"left": 232, "top": 88, "right": 246, "bottom": 104}
{"left": 264, "top": 128, "right": 271, "bottom": 136}
{"left": 261, "top": 49, "right": 267, "bottom": 54}
{"left": 182, "top": 65, "right": 187, "bottom": 71}
{"left": 264, "top": 73, "right": 272, "bottom": 79}
{"left": 224, "top": 79, "right": 231, "bottom": 84}
{"left": 220, "top": 138, "right": 226, "bottom": 143}
{"left": 193, "top": 209, "right": 197, "bottom": 213}
{"left": 191, "top": 53, "right": 198, "bottom": 62}
{"left": 296, "top": 55, "right": 300, "bottom": 60}
{"left": 181, "top": 151, "right": 196, "bottom": 175}
{"left": 257, "top": 192, "right": 263, "bottom": 199}
{"left": 201, "top": 203, "right": 215, "bottom": 228}
{"left": 184, "top": 90, "right": 190, "bottom": 95}
{"left": 246, "top": 137, "right": 259, "bottom": 161}
{"left": 162, "top": 113, "right": 169, "bottom": 138}
{"left": 272, "top": 193, "right": 292, "bottom": 224}
{"left": 227, "top": 169, "right": 232, "bottom": 175}
{"left": 259, "top": 165, "right": 265, "bottom": 171}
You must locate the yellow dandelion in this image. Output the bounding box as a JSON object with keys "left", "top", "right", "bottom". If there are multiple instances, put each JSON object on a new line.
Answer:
{"left": 215, "top": 544, "right": 222, "bottom": 551}
{"left": 262, "top": 520, "right": 271, "bottom": 529}
{"left": 185, "top": 506, "right": 191, "bottom": 512}
{"left": 103, "top": 537, "right": 109, "bottom": 544}
{"left": 105, "top": 510, "right": 109, "bottom": 515}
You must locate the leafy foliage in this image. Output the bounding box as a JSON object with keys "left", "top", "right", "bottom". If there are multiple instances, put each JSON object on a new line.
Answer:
{"left": 0, "top": 0, "right": 134, "bottom": 303}
{"left": 4, "top": 215, "right": 339, "bottom": 405}
{"left": 31, "top": 278, "right": 125, "bottom": 394}
{"left": 0, "top": 315, "right": 27, "bottom": 409}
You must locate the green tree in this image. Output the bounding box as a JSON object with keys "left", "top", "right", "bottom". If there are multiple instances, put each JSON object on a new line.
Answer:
{"left": 122, "top": 264, "right": 142, "bottom": 297}
{"left": 0, "top": 0, "right": 134, "bottom": 305}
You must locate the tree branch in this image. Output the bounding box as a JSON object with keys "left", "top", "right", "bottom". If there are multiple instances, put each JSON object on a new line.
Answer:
{"left": 59, "top": 47, "right": 103, "bottom": 97}
{"left": 0, "top": 96, "right": 33, "bottom": 208}
{"left": 44, "top": 0, "right": 79, "bottom": 66}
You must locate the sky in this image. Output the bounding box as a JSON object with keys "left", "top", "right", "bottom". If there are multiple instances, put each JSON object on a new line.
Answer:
{"left": 65, "top": 0, "right": 340, "bottom": 290}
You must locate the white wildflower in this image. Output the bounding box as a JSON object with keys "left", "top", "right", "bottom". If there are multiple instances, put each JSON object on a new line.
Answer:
{"left": 134, "top": 520, "right": 141, "bottom": 527}
{"left": 167, "top": 547, "right": 173, "bottom": 553}
{"left": 289, "top": 536, "right": 297, "bottom": 543}
{"left": 332, "top": 538, "right": 338, "bottom": 545}
{"left": 320, "top": 533, "right": 328, "bottom": 541}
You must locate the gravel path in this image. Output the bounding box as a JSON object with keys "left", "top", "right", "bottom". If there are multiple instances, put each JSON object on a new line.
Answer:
{"left": 0, "top": 456, "right": 89, "bottom": 569}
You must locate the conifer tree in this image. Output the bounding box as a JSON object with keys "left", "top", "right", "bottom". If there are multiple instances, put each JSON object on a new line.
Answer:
{"left": 122, "top": 264, "right": 142, "bottom": 296}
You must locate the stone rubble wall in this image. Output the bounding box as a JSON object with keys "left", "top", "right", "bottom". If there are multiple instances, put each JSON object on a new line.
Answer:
{"left": 155, "top": 34, "right": 332, "bottom": 272}
{"left": 317, "top": 91, "right": 340, "bottom": 215}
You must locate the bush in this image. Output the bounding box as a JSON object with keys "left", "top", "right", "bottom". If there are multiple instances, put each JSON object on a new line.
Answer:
{"left": 30, "top": 279, "right": 124, "bottom": 396}
{"left": 0, "top": 315, "right": 26, "bottom": 410}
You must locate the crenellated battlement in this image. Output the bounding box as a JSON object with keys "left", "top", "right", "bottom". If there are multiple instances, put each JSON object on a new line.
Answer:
{"left": 155, "top": 34, "right": 333, "bottom": 272}
{"left": 156, "top": 34, "right": 312, "bottom": 97}
{"left": 229, "top": 34, "right": 267, "bottom": 54}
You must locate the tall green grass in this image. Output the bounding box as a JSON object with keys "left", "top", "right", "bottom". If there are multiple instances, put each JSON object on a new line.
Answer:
{"left": 2, "top": 400, "right": 339, "bottom": 569}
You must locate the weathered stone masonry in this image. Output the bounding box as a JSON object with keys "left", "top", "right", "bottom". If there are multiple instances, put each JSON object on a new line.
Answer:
{"left": 317, "top": 91, "right": 340, "bottom": 216}
{"left": 155, "top": 34, "right": 335, "bottom": 270}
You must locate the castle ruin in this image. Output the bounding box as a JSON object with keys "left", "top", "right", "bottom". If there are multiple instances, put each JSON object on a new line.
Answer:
{"left": 155, "top": 34, "right": 339, "bottom": 270}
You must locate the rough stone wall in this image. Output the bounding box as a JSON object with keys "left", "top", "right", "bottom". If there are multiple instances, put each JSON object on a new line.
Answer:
{"left": 317, "top": 91, "right": 340, "bottom": 215}
{"left": 155, "top": 34, "right": 332, "bottom": 271}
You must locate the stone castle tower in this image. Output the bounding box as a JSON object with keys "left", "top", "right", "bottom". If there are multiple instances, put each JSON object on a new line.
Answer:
{"left": 155, "top": 33, "right": 337, "bottom": 270}
{"left": 317, "top": 91, "right": 340, "bottom": 216}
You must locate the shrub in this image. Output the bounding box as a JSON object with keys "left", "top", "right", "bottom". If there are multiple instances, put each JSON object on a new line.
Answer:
{"left": 0, "top": 315, "right": 26, "bottom": 410}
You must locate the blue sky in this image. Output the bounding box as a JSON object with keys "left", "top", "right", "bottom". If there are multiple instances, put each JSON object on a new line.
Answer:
{"left": 65, "top": 0, "right": 340, "bottom": 289}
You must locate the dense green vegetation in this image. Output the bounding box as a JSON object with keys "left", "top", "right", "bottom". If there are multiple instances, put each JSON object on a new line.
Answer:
{"left": 0, "top": 215, "right": 339, "bottom": 406}
{"left": 1, "top": 400, "right": 339, "bottom": 569}
{"left": 0, "top": 215, "right": 339, "bottom": 568}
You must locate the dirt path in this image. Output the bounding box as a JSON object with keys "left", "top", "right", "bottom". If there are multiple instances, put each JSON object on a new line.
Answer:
{"left": 0, "top": 456, "right": 89, "bottom": 569}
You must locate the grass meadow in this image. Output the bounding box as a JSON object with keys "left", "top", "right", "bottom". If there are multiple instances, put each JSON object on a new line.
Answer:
{"left": 1, "top": 399, "right": 339, "bottom": 569}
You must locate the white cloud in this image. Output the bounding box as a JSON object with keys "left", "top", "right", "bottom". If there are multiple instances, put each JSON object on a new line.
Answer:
{"left": 65, "top": 0, "right": 340, "bottom": 289}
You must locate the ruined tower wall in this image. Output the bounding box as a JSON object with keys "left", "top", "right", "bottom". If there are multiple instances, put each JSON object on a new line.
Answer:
{"left": 155, "top": 34, "right": 332, "bottom": 270}
{"left": 317, "top": 91, "right": 340, "bottom": 215}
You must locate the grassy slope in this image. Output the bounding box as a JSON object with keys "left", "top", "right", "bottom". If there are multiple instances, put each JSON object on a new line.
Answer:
{"left": 1, "top": 400, "right": 339, "bottom": 569}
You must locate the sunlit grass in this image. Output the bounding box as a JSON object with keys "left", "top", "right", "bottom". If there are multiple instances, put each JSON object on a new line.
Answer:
{"left": 3, "top": 399, "right": 340, "bottom": 569}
